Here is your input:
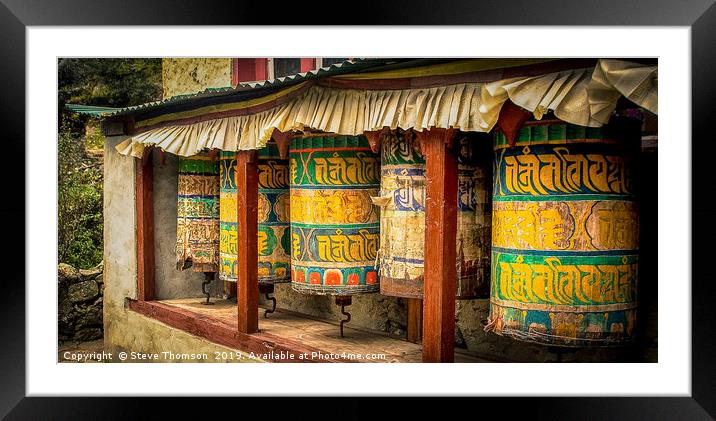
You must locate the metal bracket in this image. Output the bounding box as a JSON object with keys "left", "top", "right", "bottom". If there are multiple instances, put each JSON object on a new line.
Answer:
{"left": 335, "top": 296, "right": 352, "bottom": 338}
{"left": 201, "top": 272, "right": 215, "bottom": 305}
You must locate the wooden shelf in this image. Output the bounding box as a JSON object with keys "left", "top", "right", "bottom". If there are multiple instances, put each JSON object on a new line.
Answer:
{"left": 129, "top": 298, "right": 488, "bottom": 363}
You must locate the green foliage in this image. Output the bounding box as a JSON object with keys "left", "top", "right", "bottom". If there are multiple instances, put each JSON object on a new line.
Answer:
{"left": 58, "top": 58, "right": 162, "bottom": 107}
{"left": 58, "top": 58, "right": 162, "bottom": 268}
{"left": 58, "top": 129, "right": 104, "bottom": 269}
{"left": 58, "top": 58, "right": 162, "bottom": 132}
{"left": 84, "top": 119, "right": 105, "bottom": 150}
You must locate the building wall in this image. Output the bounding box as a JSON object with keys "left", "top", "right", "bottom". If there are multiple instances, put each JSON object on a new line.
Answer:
{"left": 103, "top": 136, "right": 258, "bottom": 362}
{"left": 267, "top": 285, "right": 407, "bottom": 336}
{"left": 153, "top": 153, "right": 212, "bottom": 299}
{"left": 162, "top": 58, "right": 233, "bottom": 99}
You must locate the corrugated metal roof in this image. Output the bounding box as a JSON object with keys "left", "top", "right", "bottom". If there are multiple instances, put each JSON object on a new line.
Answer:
{"left": 86, "top": 58, "right": 415, "bottom": 120}
{"left": 67, "top": 58, "right": 595, "bottom": 122}
{"left": 64, "top": 104, "right": 120, "bottom": 116}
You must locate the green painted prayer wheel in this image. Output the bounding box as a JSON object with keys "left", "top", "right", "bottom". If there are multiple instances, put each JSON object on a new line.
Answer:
{"left": 377, "top": 131, "right": 491, "bottom": 299}
{"left": 219, "top": 144, "right": 291, "bottom": 284}
{"left": 289, "top": 134, "right": 381, "bottom": 296}
{"left": 175, "top": 154, "right": 220, "bottom": 273}
{"left": 488, "top": 118, "right": 641, "bottom": 346}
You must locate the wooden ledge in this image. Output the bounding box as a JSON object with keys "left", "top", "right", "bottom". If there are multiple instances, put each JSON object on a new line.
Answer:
{"left": 127, "top": 299, "right": 350, "bottom": 363}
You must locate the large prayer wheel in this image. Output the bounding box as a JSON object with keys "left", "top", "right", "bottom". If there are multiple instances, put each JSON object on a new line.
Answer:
{"left": 175, "top": 154, "right": 220, "bottom": 273}
{"left": 377, "top": 131, "right": 491, "bottom": 299}
{"left": 488, "top": 118, "right": 640, "bottom": 346}
{"left": 289, "top": 134, "right": 381, "bottom": 296}
{"left": 219, "top": 144, "right": 291, "bottom": 284}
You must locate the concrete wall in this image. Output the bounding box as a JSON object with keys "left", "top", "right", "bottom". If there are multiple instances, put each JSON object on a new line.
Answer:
{"left": 103, "top": 137, "right": 254, "bottom": 362}
{"left": 162, "top": 58, "right": 233, "bottom": 99}
{"left": 153, "top": 153, "right": 212, "bottom": 300}
{"left": 267, "top": 285, "right": 407, "bottom": 336}
{"left": 105, "top": 308, "right": 260, "bottom": 363}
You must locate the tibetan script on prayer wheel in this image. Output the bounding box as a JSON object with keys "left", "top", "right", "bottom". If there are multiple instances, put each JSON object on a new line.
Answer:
{"left": 175, "top": 154, "right": 220, "bottom": 273}
{"left": 290, "top": 135, "right": 380, "bottom": 295}
{"left": 377, "top": 131, "right": 492, "bottom": 299}
{"left": 219, "top": 143, "right": 291, "bottom": 284}
{"left": 488, "top": 118, "right": 641, "bottom": 347}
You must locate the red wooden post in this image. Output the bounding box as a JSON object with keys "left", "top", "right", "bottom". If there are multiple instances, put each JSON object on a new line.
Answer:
{"left": 135, "top": 147, "right": 155, "bottom": 301}
{"left": 235, "top": 150, "right": 259, "bottom": 333}
{"left": 418, "top": 127, "right": 458, "bottom": 362}
{"left": 406, "top": 298, "right": 423, "bottom": 344}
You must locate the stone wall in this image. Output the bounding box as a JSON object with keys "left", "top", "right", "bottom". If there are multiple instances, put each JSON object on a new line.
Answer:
{"left": 162, "top": 58, "right": 233, "bottom": 99}
{"left": 58, "top": 262, "right": 104, "bottom": 342}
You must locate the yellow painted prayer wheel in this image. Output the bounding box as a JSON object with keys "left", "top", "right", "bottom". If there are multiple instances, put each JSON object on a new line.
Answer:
{"left": 289, "top": 134, "right": 381, "bottom": 296}
{"left": 488, "top": 118, "right": 641, "bottom": 346}
{"left": 219, "top": 144, "right": 291, "bottom": 285}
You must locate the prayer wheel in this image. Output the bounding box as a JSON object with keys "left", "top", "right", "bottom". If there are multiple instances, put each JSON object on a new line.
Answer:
{"left": 289, "top": 134, "right": 381, "bottom": 296}
{"left": 487, "top": 118, "right": 641, "bottom": 346}
{"left": 376, "top": 131, "right": 491, "bottom": 299}
{"left": 175, "top": 154, "right": 220, "bottom": 273}
{"left": 218, "top": 144, "right": 291, "bottom": 286}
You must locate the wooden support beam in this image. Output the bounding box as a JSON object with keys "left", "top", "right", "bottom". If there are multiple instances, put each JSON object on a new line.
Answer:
{"left": 406, "top": 298, "right": 423, "bottom": 344}
{"left": 271, "top": 128, "right": 293, "bottom": 159}
{"left": 419, "top": 127, "right": 458, "bottom": 362}
{"left": 364, "top": 127, "right": 390, "bottom": 154}
{"left": 135, "top": 147, "right": 155, "bottom": 301}
{"left": 235, "top": 150, "right": 259, "bottom": 334}
{"left": 496, "top": 100, "right": 532, "bottom": 147}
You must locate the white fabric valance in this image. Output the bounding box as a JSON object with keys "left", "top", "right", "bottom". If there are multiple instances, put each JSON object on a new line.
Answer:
{"left": 117, "top": 59, "right": 657, "bottom": 158}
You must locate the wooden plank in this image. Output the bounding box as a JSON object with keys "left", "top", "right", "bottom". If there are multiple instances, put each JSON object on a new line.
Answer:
{"left": 271, "top": 128, "right": 293, "bottom": 159}
{"left": 231, "top": 58, "right": 239, "bottom": 86}
{"left": 406, "top": 298, "right": 423, "bottom": 344}
{"left": 419, "top": 128, "right": 458, "bottom": 362}
{"left": 135, "top": 147, "right": 155, "bottom": 301}
{"left": 127, "top": 300, "right": 350, "bottom": 363}
{"left": 235, "top": 150, "right": 259, "bottom": 334}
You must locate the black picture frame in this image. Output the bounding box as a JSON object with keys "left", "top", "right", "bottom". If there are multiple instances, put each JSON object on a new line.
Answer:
{"left": 2, "top": 0, "right": 713, "bottom": 419}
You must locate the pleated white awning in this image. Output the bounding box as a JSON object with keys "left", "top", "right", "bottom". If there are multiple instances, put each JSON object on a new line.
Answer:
{"left": 116, "top": 59, "right": 657, "bottom": 158}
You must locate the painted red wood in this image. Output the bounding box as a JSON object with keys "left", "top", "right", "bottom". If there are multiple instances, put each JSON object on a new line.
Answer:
{"left": 496, "top": 100, "right": 533, "bottom": 146}
{"left": 127, "top": 300, "right": 349, "bottom": 362}
{"left": 235, "top": 150, "right": 259, "bottom": 333}
{"left": 300, "top": 58, "right": 316, "bottom": 73}
{"left": 407, "top": 298, "right": 423, "bottom": 344}
{"left": 364, "top": 127, "right": 389, "bottom": 154}
{"left": 233, "top": 58, "right": 269, "bottom": 83}
{"left": 420, "top": 128, "right": 458, "bottom": 362}
{"left": 254, "top": 58, "right": 268, "bottom": 81}
{"left": 135, "top": 147, "right": 155, "bottom": 301}
{"left": 271, "top": 128, "right": 293, "bottom": 159}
